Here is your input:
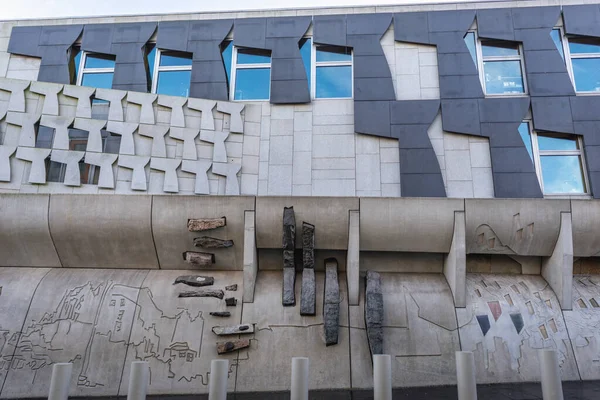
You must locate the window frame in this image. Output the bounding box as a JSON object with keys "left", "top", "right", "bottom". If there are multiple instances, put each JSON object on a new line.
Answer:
{"left": 553, "top": 26, "right": 600, "bottom": 94}
{"left": 311, "top": 40, "right": 354, "bottom": 100}
{"left": 230, "top": 45, "right": 272, "bottom": 101}
{"left": 75, "top": 51, "right": 116, "bottom": 87}
{"left": 150, "top": 48, "right": 193, "bottom": 96}
{"left": 522, "top": 120, "right": 590, "bottom": 196}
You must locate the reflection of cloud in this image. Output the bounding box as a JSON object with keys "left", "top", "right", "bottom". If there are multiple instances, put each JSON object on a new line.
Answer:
{"left": 540, "top": 156, "right": 584, "bottom": 194}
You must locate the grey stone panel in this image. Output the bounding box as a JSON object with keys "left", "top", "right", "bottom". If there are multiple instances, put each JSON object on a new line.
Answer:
{"left": 0, "top": 79, "right": 30, "bottom": 113}
{"left": 211, "top": 162, "right": 242, "bottom": 195}
{"left": 300, "top": 268, "right": 316, "bottom": 316}
{"left": 200, "top": 130, "right": 229, "bottom": 162}
{"left": 476, "top": 8, "right": 515, "bottom": 41}
{"left": 150, "top": 157, "right": 182, "bottom": 193}
{"left": 524, "top": 50, "right": 571, "bottom": 74}
{"left": 511, "top": 6, "right": 561, "bottom": 30}
{"left": 570, "top": 96, "right": 600, "bottom": 122}
{"left": 7, "top": 26, "right": 42, "bottom": 56}
{"left": 84, "top": 152, "right": 118, "bottom": 188}
{"left": 439, "top": 75, "right": 484, "bottom": 99}
{"left": 271, "top": 80, "right": 310, "bottom": 104}
{"left": 169, "top": 127, "right": 200, "bottom": 160}
{"left": 188, "top": 98, "right": 216, "bottom": 130}
{"left": 30, "top": 82, "right": 62, "bottom": 116}
{"left": 216, "top": 102, "right": 244, "bottom": 133}
{"left": 354, "top": 101, "right": 390, "bottom": 137}
{"left": 41, "top": 115, "right": 74, "bottom": 150}
{"left": 117, "top": 154, "right": 150, "bottom": 191}
{"left": 478, "top": 97, "right": 530, "bottom": 123}
{"left": 364, "top": 270, "right": 383, "bottom": 356}
{"left": 392, "top": 124, "right": 433, "bottom": 149}
{"left": 313, "top": 15, "right": 347, "bottom": 46}
{"left": 531, "top": 97, "right": 574, "bottom": 134}
{"left": 437, "top": 53, "right": 479, "bottom": 76}
{"left": 427, "top": 10, "right": 475, "bottom": 33}
{"left": 390, "top": 99, "right": 439, "bottom": 125}
{"left": 493, "top": 172, "right": 543, "bottom": 198}
{"left": 82, "top": 24, "right": 114, "bottom": 54}
{"left": 484, "top": 122, "right": 530, "bottom": 148}
{"left": 107, "top": 121, "right": 138, "bottom": 155}
{"left": 94, "top": 88, "right": 126, "bottom": 122}
{"left": 138, "top": 124, "right": 169, "bottom": 158}
{"left": 189, "top": 19, "right": 234, "bottom": 41}
{"left": 354, "top": 78, "right": 395, "bottom": 102}
{"left": 73, "top": 118, "right": 106, "bottom": 153}
{"left": 266, "top": 16, "right": 311, "bottom": 38}
{"left": 441, "top": 99, "right": 481, "bottom": 136}
{"left": 181, "top": 159, "right": 211, "bottom": 194}
{"left": 156, "top": 21, "right": 190, "bottom": 52}
{"left": 563, "top": 5, "right": 600, "bottom": 37}
{"left": 399, "top": 148, "right": 442, "bottom": 174}
{"left": 347, "top": 13, "right": 392, "bottom": 35}
{"left": 16, "top": 147, "right": 51, "bottom": 184}
{"left": 401, "top": 173, "right": 447, "bottom": 197}
{"left": 490, "top": 147, "right": 537, "bottom": 173}
{"left": 50, "top": 149, "right": 85, "bottom": 186}
{"left": 7, "top": 112, "right": 39, "bottom": 148}
{"left": 527, "top": 73, "right": 575, "bottom": 97}
{"left": 62, "top": 85, "right": 94, "bottom": 118}
{"left": 393, "top": 12, "right": 429, "bottom": 45}
{"left": 0, "top": 145, "right": 17, "bottom": 182}
{"left": 233, "top": 18, "right": 267, "bottom": 49}
{"left": 126, "top": 92, "right": 156, "bottom": 124}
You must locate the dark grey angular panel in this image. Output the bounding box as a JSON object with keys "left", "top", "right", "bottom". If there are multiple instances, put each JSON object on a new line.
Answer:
{"left": 399, "top": 148, "right": 441, "bottom": 174}
{"left": 526, "top": 73, "right": 575, "bottom": 97}
{"left": 233, "top": 18, "right": 267, "bottom": 49}
{"left": 110, "top": 43, "right": 146, "bottom": 64}
{"left": 36, "top": 65, "right": 66, "bottom": 84}
{"left": 531, "top": 97, "right": 574, "bottom": 133}
{"left": 391, "top": 124, "right": 434, "bottom": 149}
{"left": 187, "top": 41, "right": 222, "bottom": 61}
{"left": 427, "top": 10, "right": 475, "bottom": 33}
{"left": 156, "top": 21, "right": 190, "bottom": 52}
{"left": 511, "top": 6, "right": 560, "bottom": 30}
{"left": 271, "top": 80, "right": 310, "bottom": 104}
{"left": 265, "top": 38, "right": 302, "bottom": 58}
{"left": 514, "top": 29, "right": 559, "bottom": 51}
{"left": 428, "top": 32, "right": 470, "bottom": 54}
{"left": 587, "top": 171, "right": 600, "bottom": 199}
{"left": 437, "top": 53, "right": 479, "bottom": 76}
{"left": 39, "top": 25, "right": 83, "bottom": 46}
{"left": 266, "top": 16, "right": 311, "bottom": 38}
{"left": 584, "top": 145, "right": 600, "bottom": 172}
{"left": 37, "top": 45, "right": 70, "bottom": 65}
{"left": 7, "top": 26, "right": 41, "bottom": 57}
{"left": 484, "top": 123, "right": 529, "bottom": 148}
{"left": 439, "top": 75, "right": 484, "bottom": 99}
{"left": 490, "top": 147, "right": 536, "bottom": 173}
{"left": 493, "top": 172, "right": 543, "bottom": 198}
{"left": 524, "top": 50, "right": 571, "bottom": 74}
{"left": 401, "top": 173, "right": 446, "bottom": 197}
{"left": 346, "top": 34, "right": 389, "bottom": 56}
{"left": 570, "top": 96, "right": 600, "bottom": 121}
{"left": 313, "top": 15, "right": 347, "bottom": 47}
{"left": 563, "top": 5, "right": 600, "bottom": 37}
{"left": 112, "top": 63, "right": 148, "bottom": 86}
{"left": 353, "top": 55, "right": 395, "bottom": 78}
{"left": 189, "top": 19, "right": 234, "bottom": 41}
{"left": 390, "top": 100, "right": 439, "bottom": 125}
{"left": 354, "top": 101, "right": 391, "bottom": 137}
{"left": 575, "top": 122, "right": 600, "bottom": 145}
{"left": 190, "top": 61, "right": 228, "bottom": 83}
{"left": 476, "top": 8, "right": 514, "bottom": 41}
{"left": 112, "top": 22, "right": 156, "bottom": 43}
{"left": 113, "top": 83, "right": 147, "bottom": 92}
{"left": 271, "top": 58, "right": 307, "bottom": 81}
{"left": 346, "top": 13, "right": 392, "bottom": 35}
{"left": 354, "top": 78, "right": 396, "bottom": 102}
{"left": 82, "top": 24, "right": 114, "bottom": 54}
{"left": 190, "top": 82, "right": 229, "bottom": 101}
{"left": 393, "top": 12, "right": 429, "bottom": 44}
{"left": 441, "top": 99, "right": 480, "bottom": 135}
{"left": 478, "top": 97, "right": 529, "bottom": 123}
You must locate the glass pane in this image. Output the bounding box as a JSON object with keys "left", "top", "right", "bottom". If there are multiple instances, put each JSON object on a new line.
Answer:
{"left": 156, "top": 70, "right": 191, "bottom": 97}
{"left": 551, "top": 29, "right": 564, "bottom": 60}
{"left": 316, "top": 45, "right": 352, "bottom": 62}
{"left": 481, "top": 41, "right": 520, "bottom": 57}
{"left": 46, "top": 161, "right": 64, "bottom": 183}
{"left": 71, "top": 47, "right": 81, "bottom": 84}
{"left": 81, "top": 72, "right": 113, "bottom": 89}
{"left": 464, "top": 32, "right": 477, "bottom": 66}
{"left": 569, "top": 37, "right": 600, "bottom": 54}
{"left": 538, "top": 134, "right": 578, "bottom": 151}
{"left": 572, "top": 58, "right": 600, "bottom": 92}
{"left": 146, "top": 44, "right": 157, "bottom": 79}
{"left": 221, "top": 41, "right": 233, "bottom": 84}
{"left": 159, "top": 50, "right": 192, "bottom": 67}
{"left": 35, "top": 126, "right": 55, "bottom": 149}
{"left": 84, "top": 53, "right": 115, "bottom": 69}
{"left": 483, "top": 60, "right": 525, "bottom": 94}
{"left": 103, "top": 131, "right": 121, "bottom": 154}
{"left": 540, "top": 155, "right": 585, "bottom": 194}
{"left": 316, "top": 65, "right": 352, "bottom": 98}
{"left": 68, "top": 128, "right": 88, "bottom": 141}
{"left": 234, "top": 68, "right": 270, "bottom": 100}
{"left": 518, "top": 122, "right": 533, "bottom": 160}
{"left": 237, "top": 48, "right": 271, "bottom": 64}
{"left": 300, "top": 38, "right": 312, "bottom": 91}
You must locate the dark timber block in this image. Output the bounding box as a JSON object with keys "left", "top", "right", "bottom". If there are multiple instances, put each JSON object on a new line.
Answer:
{"left": 324, "top": 258, "right": 340, "bottom": 346}
{"left": 283, "top": 267, "right": 296, "bottom": 306}
{"left": 173, "top": 275, "right": 214, "bottom": 287}
{"left": 283, "top": 206, "right": 295, "bottom": 250}
{"left": 187, "top": 217, "right": 226, "bottom": 232}
{"left": 302, "top": 222, "right": 315, "bottom": 269}
{"left": 365, "top": 270, "right": 383, "bottom": 356}
{"left": 300, "top": 268, "right": 316, "bottom": 316}
{"left": 193, "top": 236, "right": 234, "bottom": 248}
{"left": 182, "top": 251, "right": 215, "bottom": 266}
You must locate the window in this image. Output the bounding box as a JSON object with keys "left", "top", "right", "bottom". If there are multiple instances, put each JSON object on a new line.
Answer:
{"left": 72, "top": 48, "right": 116, "bottom": 89}
{"left": 222, "top": 41, "right": 271, "bottom": 101}
{"left": 464, "top": 32, "right": 527, "bottom": 95}
{"left": 299, "top": 38, "right": 353, "bottom": 99}
{"left": 147, "top": 45, "right": 193, "bottom": 97}
{"left": 552, "top": 28, "right": 600, "bottom": 93}
{"left": 519, "top": 121, "right": 589, "bottom": 195}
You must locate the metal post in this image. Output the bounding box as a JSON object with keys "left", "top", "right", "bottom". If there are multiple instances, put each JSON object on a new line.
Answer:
{"left": 456, "top": 351, "right": 477, "bottom": 400}
{"left": 48, "top": 363, "right": 72, "bottom": 400}
{"left": 208, "top": 359, "right": 229, "bottom": 400}
{"left": 539, "top": 349, "right": 564, "bottom": 400}
{"left": 290, "top": 357, "right": 309, "bottom": 400}
{"left": 127, "top": 361, "right": 149, "bottom": 400}
{"left": 373, "top": 354, "right": 392, "bottom": 400}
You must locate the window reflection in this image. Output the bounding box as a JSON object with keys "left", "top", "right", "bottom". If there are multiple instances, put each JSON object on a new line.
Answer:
{"left": 315, "top": 45, "right": 353, "bottom": 99}
{"left": 234, "top": 68, "right": 271, "bottom": 100}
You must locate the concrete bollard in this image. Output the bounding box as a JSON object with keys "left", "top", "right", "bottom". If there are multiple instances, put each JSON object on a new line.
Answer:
{"left": 127, "top": 361, "right": 149, "bottom": 400}
{"left": 208, "top": 359, "right": 229, "bottom": 400}
{"left": 539, "top": 349, "right": 564, "bottom": 400}
{"left": 291, "top": 357, "right": 309, "bottom": 400}
{"left": 48, "top": 363, "right": 72, "bottom": 400}
{"left": 373, "top": 354, "right": 392, "bottom": 400}
{"left": 456, "top": 351, "right": 477, "bottom": 400}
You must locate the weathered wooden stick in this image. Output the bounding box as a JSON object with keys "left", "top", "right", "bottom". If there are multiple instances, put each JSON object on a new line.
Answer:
{"left": 182, "top": 251, "right": 215, "bottom": 266}
{"left": 217, "top": 339, "right": 250, "bottom": 354}
{"left": 179, "top": 289, "right": 224, "bottom": 299}
{"left": 212, "top": 324, "right": 255, "bottom": 335}
{"left": 193, "top": 236, "right": 234, "bottom": 248}
{"left": 173, "top": 275, "right": 214, "bottom": 287}
{"left": 225, "top": 284, "right": 238, "bottom": 291}
{"left": 187, "top": 217, "right": 226, "bottom": 232}
{"left": 210, "top": 311, "right": 231, "bottom": 317}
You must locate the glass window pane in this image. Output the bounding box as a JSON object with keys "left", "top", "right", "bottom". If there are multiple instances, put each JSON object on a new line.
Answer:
{"left": 156, "top": 70, "right": 191, "bottom": 97}
{"left": 551, "top": 29, "right": 564, "bottom": 60}
{"left": 518, "top": 122, "right": 533, "bottom": 160}
{"left": 569, "top": 37, "right": 600, "bottom": 54}
{"left": 237, "top": 48, "right": 271, "bottom": 64}
{"left": 84, "top": 54, "right": 115, "bottom": 69}
{"left": 35, "top": 126, "right": 55, "bottom": 149}
{"left": 46, "top": 161, "right": 64, "bottom": 183}
{"left": 234, "top": 68, "right": 270, "bottom": 100}
{"left": 481, "top": 41, "right": 520, "bottom": 57}
{"left": 159, "top": 51, "right": 192, "bottom": 67}
{"left": 483, "top": 60, "right": 525, "bottom": 94}
{"left": 81, "top": 72, "right": 113, "bottom": 89}
{"left": 316, "top": 65, "right": 352, "bottom": 98}
{"left": 571, "top": 58, "right": 600, "bottom": 92}
{"left": 221, "top": 41, "right": 233, "bottom": 84}
{"left": 464, "top": 32, "right": 477, "bottom": 66}
{"left": 71, "top": 47, "right": 81, "bottom": 84}
{"left": 540, "top": 155, "right": 586, "bottom": 194}
{"left": 538, "top": 135, "right": 578, "bottom": 151}
{"left": 300, "top": 38, "right": 312, "bottom": 91}
{"left": 316, "top": 45, "right": 352, "bottom": 62}
{"left": 146, "top": 45, "right": 157, "bottom": 78}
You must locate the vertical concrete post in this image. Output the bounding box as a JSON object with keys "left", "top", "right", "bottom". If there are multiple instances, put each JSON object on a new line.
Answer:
{"left": 208, "top": 359, "right": 229, "bottom": 400}
{"left": 456, "top": 351, "right": 477, "bottom": 400}
{"left": 444, "top": 211, "right": 466, "bottom": 307}
{"left": 127, "top": 361, "right": 149, "bottom": 400}
{"left": 291, "top": 357, "right": 309, "bottom": 400}
{"left": 243, "top": 210, "right": 257, "bottom": 303}
{"left": 542, "top": 212, "right": 573, "bottom": 310}
{"left": 539, "top": 350, "right": 564, "bottom": 400}
{"left": 48, "top": 363, "right": 72, "bottom": 400}
{"left": 347, "top": 210, "right": 360, "bottom": 306}
{"left": 373, "top": 354, "right": 392, "bottom": 400}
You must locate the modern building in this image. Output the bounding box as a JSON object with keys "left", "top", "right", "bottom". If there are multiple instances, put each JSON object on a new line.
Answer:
{"left": 0, "top": 0, "right": 599, "bottom": 397}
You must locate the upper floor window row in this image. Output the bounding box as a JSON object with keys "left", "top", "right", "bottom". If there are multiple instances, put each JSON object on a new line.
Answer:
{"left": 551, "top": 28, "right": 600, "bottom": 93}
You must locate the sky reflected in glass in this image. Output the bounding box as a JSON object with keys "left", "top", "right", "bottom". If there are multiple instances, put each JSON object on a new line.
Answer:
{"left": 572, "top": 58, "right": 600, "bottom": 92}
{"left": 234, "top": 68, "right": 270, "bottom": 100}
{"left": 538, "top": 135, "right": 578, "bottom": 151}
{"left": 464, "top": 32, "right": 477, "bottom": 65}
{"left": 81, "top": 72, "right": 113, "bottom": 89}
{"left": 483, "top": 60, "right": 524, "bottom": 94}
{"left": 221, "top": 41, "right": 233, "bottom": 83}
{"left": 159, "top": 51, "right": 193, "bottom": 67}
{"left": 541, "top": 155, "right": 585, "bottom": 193}
{"left": 300, "top": 38, "right": 312, "bottom": 91}
{"left": 569, "top": 38, "right": 600, "bottom": 54}
{"left": 316, "top": 45, "right": 352, "bottom": 62}
{"left": 156, "top": 70, "right": 191, "bottom": 97}
{"left": 482, "top": 42, "right": 519, "bottom": 57}
{"left": 316, "top": 65, "right": 352, "bottom": 98}
{"left": 551, "top": 29, "right": 564, "bottom": 60}
{"left": 237, "top": 48, "right": 271, "bottom": 64}
{"left": 84, "top": 54, "right": 115, "bottom": 69}
{"left": 518, "top": 122, "right": 533, "bottom": 160}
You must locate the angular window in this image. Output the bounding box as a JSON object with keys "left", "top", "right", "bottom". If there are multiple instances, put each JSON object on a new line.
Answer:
{"left": 568, "top": 37, "right": 600, "bottom": 92}
{"left": 221, "top": 41, "right": 271, "bottom": 101}
{"left": 314, "top": 44, "right": 353, "bottom": 99}
{"left": 148, "top": 45, "right": 193, "bottom": 97}
{"left": 73, "top": 49, "right": 116, "bottom": 89}
{"left": 519, "top": 121, "right": 588, "bottom": 195}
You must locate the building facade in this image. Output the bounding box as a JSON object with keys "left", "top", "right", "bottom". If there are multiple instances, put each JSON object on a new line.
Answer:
{"left": 1, "top": 0, "right": 600, "bottom": 398}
